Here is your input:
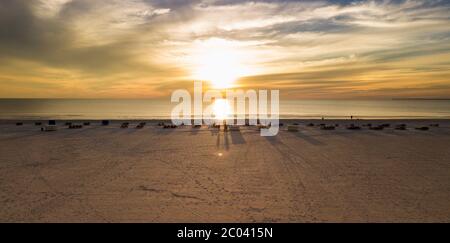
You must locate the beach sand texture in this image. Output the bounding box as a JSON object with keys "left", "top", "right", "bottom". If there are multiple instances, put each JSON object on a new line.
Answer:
{"left": 0, "top": 120, "right": 449, "bottom": 222}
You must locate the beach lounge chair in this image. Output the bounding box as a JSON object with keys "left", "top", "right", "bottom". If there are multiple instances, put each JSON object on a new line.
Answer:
{"left": 41, "top": 125, "right": 57, "bottom": 132}
{"left": 69, "top": 124, "right": 83, "bottom": 129}
{"left": 415, "top": 127, "right": 429, "bottom": 131}
{"left": 136, "top": 122, "right": 145, "bottom": 129}
{"left": 370, "top": 125, "right": 384, "bottom": 130}
{"left": 208, "top": 124, "right": 219, "bottom": 130}
{"left": 288, "top": 125, "right": 299, "bottom": 132}
{"left": 102, "top": 120, "right": 110, "bottom": 126}
{"left": 395, "top": 124, "right": 407, "bottom": 130}
{"left": 320, "top": 125, "right": 336, "bottom": 130}
{"left": 121, "top": 122, "right": 129, "bottom": 128}
{"left": 257, "top": 125, "right": 270, "bottom": 131}
{"left": 163, "top": 124, "right": 177, "bottom": 129}
{"left": 347, "top": 124, "right": 361, "bottom": 130}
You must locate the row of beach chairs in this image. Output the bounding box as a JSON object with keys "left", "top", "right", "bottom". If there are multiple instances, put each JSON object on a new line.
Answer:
{"left": 285, "top": 123, "right": 437, "bottom": 132}
{"left": 13, "top": 120, "right": 440, "bottom": 133}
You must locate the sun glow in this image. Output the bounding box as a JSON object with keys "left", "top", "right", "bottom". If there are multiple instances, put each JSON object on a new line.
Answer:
{"left": 213, "top": 99, "right": 231, "bottom": 120}
{"left": 192, "top": 38, "right": 252, "bottom": 89}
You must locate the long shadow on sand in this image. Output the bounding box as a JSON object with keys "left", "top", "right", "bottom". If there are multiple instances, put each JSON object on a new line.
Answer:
{"left": 264, "top": 134, "right": 279, "bottom": 145}
{"left": 216, "top": 132, "right": 230, "bottom": 150}
{"left": 154, "top": 128, "right": 176, "bottom": 135}
{"left": 333, "top": 129, "right": 379, "bottom": 138}
{"left": 230, "top": 130, "right": 246, "bottom": 145}
{"left": 224, "top": 133, "right": 230, "bottom": 150}
{"left": 292, "top": 131, "right": 325, "bottom": 146}
{"left": 210, "top": 128, "right": 219, "bottom": 136}
{"left": 190, "top": 127, "right": 200, "bottom": 135}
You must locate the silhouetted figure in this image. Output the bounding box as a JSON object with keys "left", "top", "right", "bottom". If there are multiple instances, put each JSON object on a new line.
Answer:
{"left": 223, "top": 121, "right": 228, "bottom": 132}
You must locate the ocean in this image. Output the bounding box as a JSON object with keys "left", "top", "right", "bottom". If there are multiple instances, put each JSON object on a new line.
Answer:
{"left": 1, "top": 99, "right": 450, "bottom": 120}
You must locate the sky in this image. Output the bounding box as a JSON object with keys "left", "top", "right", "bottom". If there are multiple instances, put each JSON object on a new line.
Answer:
{"left": 0, "top": 0, "right": 449, "bottom": 99}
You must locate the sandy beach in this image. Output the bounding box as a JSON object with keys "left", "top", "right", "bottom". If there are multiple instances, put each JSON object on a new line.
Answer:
{"left": 0, "top": 119, "right": 449, "bottom": 223}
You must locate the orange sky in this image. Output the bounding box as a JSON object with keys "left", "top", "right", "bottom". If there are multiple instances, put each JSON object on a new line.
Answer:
{"left": 1, "top": 0, "right": 450, "bottom": 99}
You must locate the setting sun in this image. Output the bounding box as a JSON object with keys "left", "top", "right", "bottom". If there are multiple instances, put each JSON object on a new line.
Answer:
{"left": 213, "top": 98, "right": 231, "bottom": 120}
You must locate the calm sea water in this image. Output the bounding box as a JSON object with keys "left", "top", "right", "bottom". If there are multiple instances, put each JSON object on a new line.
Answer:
{"left": 0, "top": 99, "right": 450, "bottom": 120}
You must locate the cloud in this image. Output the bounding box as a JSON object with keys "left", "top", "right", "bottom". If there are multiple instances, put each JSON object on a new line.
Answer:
{"left": 0, "top": 0, "right": 449, "bottom": 98}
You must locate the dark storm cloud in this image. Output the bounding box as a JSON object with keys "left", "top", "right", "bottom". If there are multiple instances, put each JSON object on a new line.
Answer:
{"left": 0, "top": 0, "right": 164, "bottom": 75}
{"left": 0, "top": 0, "right": 68, "bottom": 52}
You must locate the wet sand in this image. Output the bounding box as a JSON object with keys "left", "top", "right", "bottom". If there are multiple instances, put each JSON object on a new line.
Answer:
{"left": 0, "top": 120, "right": 449, "bottom": 222}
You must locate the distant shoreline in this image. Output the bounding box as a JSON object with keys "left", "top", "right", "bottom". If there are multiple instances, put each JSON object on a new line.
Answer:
{"left": 2, "top": 99, "right": 450, "bottom": 120}
{"left": 1, "top": 118, "right": 450, "bottom": 124}
{"left": 392, "top": 98, "right": 450, "bottom": 101}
